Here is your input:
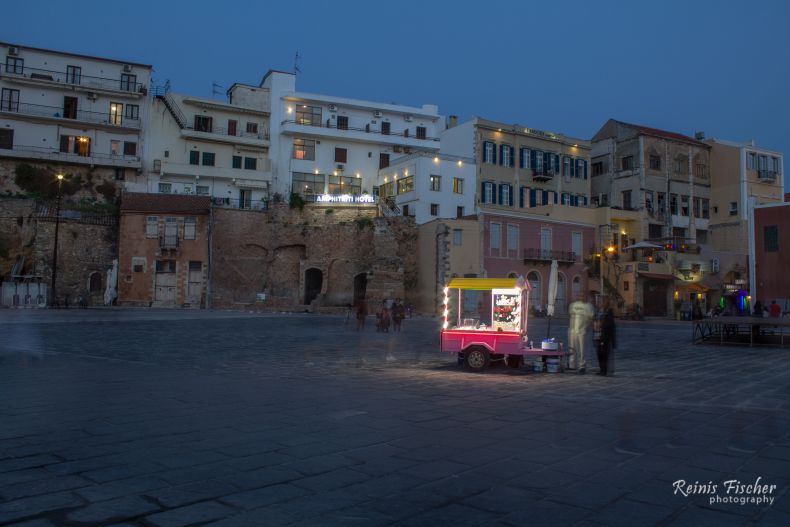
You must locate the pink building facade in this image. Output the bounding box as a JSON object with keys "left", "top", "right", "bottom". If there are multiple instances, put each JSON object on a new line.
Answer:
{"left": 482, "top": 212, "right": 594, "bottom": 315}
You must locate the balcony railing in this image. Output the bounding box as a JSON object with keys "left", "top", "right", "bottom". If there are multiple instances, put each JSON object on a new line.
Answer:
{"left": 185, "top": 125, "right": 269, "bottom": 141}
{"left": 0, "top": 102, "right": 140, "bottom": 129}
{"left": 758, "top": 170, "right": 778, "bottom": 181}
{"left": 523, "top": 248, "right": 578, "bottom": 263}
{"left": 0, "top": 64, "right": 146, "bottom": 94}
{"left": 210, "top": 197, "right": 268, "bottom": 210}
{"left": 532, "top": 168, "right": 555, "bottom": 181}
{"left": 159, "top": 234, "right": 179, "bottom": 249}
{"left": 281, "top": 119, "right": 439, "bottom": 141}
{"left": 0, "top": 144, "right": 140, "bottom": 165}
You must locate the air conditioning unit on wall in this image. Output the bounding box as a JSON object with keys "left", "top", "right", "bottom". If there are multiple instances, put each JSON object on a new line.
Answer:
{"left": 123, "top": 64, "right": 132, "bottom": 72}
{"left": 328, "top": 104, "right": 338, "bottom": 112}
{"left": 373, "top": 110, "right": 383, "bottom": 118}
{"left": 404, "top": 115, "right": 413, "bottom": 122}
{"left": 8, "top": 46, "right": 19, "bottom": 56}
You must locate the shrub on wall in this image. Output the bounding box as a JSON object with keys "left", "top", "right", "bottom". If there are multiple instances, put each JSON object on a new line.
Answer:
{"left": 14, "top": 164, "right": 82, "bottom": 198}
{"left": 289, "top": 192, "right": 305, "bottom": 211}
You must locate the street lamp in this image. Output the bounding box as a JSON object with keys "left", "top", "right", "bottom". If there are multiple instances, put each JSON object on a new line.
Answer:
{"left": 598, "top": 224, "right": 617, "bottom": 306}
{"left": 50, "top": 174, "right": 64, "bottom": 307}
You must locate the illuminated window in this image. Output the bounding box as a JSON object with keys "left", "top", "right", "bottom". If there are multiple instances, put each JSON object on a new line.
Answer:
{"left": 109, "top": 102, "right": 123, "bottom": 125}
{"left": 430, "top": 175, "right": 441, "bottom": 191}
{"left": 453, "top": 178, "right": 463, "bottom": 194}
{"left": 293, "top": 138, "right": 315, "bottom": 160}
{"left": 296, "top": 105, "right": 321, "bottom": 126}
{"left": 292, "top": 172, "right": 325, "bottom": 196}
{"left": 397, "top": 176, "right": 414, "bottom": 194}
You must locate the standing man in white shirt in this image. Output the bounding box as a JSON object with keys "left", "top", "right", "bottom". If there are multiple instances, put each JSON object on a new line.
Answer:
{"left": 567, "top": 294, "right": 595, "bottom": 374}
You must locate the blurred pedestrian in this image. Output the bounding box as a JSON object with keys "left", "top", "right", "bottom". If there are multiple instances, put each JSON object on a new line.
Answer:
{"left": 567, "top": 294, "right": 594, "bottom": 374}
{"left": 597, "top": 306, "right": 616, "bottom": 376}
{"left": 769, "top": 300, "right": 781, "bottom": 318}
{"left": 391, "top": 298, "right": 405, "bottom": 332}
{"left": 356, "top": 300, "right": 368, "bottom": 331}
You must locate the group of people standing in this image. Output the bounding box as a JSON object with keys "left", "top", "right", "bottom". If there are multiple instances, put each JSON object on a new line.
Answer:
{"left": 567, "top": 295, "right": 617, "bottom": 376}
{"left": 354, "top": 298, "right": 407, "bottom": 332}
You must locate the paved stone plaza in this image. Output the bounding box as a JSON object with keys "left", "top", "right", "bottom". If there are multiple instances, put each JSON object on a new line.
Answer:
{"left": 0, "top": 309, "right": 789, "bottom": 526}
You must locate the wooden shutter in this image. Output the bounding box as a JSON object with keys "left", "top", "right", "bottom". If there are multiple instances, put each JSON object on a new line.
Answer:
{"left": 60, "top": 135, "right": 70, "bottom": 153}
{"left": 228, "top": 119, "right": 237, "bottom": 136}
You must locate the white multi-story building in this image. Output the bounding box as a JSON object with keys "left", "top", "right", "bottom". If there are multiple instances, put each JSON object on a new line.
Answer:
{"left": 261, "top": 70, "right": 442, "bottom": 199}
{"left": 140, "top": 84, "right": 272, "bottom": 208}
{"left": 375, "top": 151, "right": 476, "bottom": 224}
{"left": 0, "top": 41, "right": 151, "bottom": 186}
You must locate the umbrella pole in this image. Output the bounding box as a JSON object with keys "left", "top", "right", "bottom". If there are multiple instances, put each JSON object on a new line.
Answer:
{"left": 546, "top": 315, "right": 552, "bottom": 339}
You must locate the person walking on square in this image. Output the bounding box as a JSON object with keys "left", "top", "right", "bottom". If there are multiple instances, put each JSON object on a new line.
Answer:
{"left": 567, "top": 294, "right": 594, "bottom": 374}
{"left": 391, "top": 298, "right": 405, "bottom": 332}
{"left": 597, "top": 306, "right": 616, "bottom": 376}
{"left": 355, "top": 300, "right": 368, "bottom": 331}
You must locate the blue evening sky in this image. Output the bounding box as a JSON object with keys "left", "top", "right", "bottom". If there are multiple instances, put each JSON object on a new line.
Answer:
{"left": 6, "top": 0, "right": 789, "bottom": 185}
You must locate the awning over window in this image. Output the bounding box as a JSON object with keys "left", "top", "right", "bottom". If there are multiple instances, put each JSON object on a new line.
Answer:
{"left": 679, "top": 282, "right": 711, "bottom": 293}
{"left": 638, "top": 272, "right": 677, "bottom": 281}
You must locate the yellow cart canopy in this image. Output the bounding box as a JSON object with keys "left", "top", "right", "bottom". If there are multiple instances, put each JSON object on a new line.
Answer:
{"left": 446, "top": 277, "right": 528, "bottom": 291}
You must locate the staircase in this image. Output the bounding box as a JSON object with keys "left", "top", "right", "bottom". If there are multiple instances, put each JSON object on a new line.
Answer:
{"left": 152, "top": 86, "right": 187, "bottom": 129}
{"left": 378, "top": 197, "right": 401, "bottom": 217}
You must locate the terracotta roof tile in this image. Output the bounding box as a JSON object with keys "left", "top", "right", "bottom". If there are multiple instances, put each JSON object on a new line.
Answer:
{"left": 618, "top": 120, "right": 709, "bottom": 147}
{"left": 120, "top": 192, "right": 211, "bottom": 214}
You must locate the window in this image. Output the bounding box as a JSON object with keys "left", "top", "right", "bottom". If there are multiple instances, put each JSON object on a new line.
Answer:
{"left": 292, "top": 171, "right": 325, "bottom": 195}
{"left": 232, "top": 155, "right": 242, "bottom": 169}
{"left": 132, "top": 257, "right": 146, "bottom": 273}
{"left": 592, "top": 161, "right": 604, "bottom": 176}
{"left": 483, "top": 182, "right": 494, "bottom": 204}
{"left": 397, "top": 176, "right": 414, "bottom": 194}
{"left": 379, "top": 153, "right": 390, "bottom": 169}
{"left": 63, "top": 96, "right": 78, "bottom": 119}
{"left": 145, "top": 216, "right": 158, "bottom": 238}
{"left": 183, "top": 184, "right": 193, "bottom": 194}
{"left": 430, "top": 203, "right": 439, "bottom": 216}
{"left": 296, "top": 105, "right": 321, "bottom": 126}
{"left": 120, "top": 73, "right": 137, "bottom": 92}
{"left": 327, "top": 174, "right": 360, "bottom": 195}
{"left": 453, "top": 177, "right": 463, "bottom": 194}
{"left": 772, "top": 157, "right": 781, "bottom": 174}
{"left": 402, "top": 204, "right": 409, "bottom": 217}
{"left": 194, "top": 115, "right": 212, "bottom": 132}
{"left": 670, "top": 194, "right": 678, "bottom": 215}
{"left": 246, "top": 122, "right": 258, "bottom": 134}
{"left": 623, "top": 281, "right": 629, "bottom": 292}
{"left": 125, "top": 104, "right": 139, "bottom": 121}
{"left": 621, "top": 156, "right": 634, "bottom": 170}
{"left": 501, "top": 184, "right": 511, "bottom": 206}
{"left": 680, "top": 195, "right": 689, "bottom": 216}
{"left": 59, "top": 135, "right": 91, "bottom": 156}
{"left": 563, "top": 157, "right": 571, "bottom": 179}
{"left": 293, "top": 138, "right": 315, "bottom": 160}
{"left": 540, "top": 227, "right": 552, "bottom": 258}
{"left": 5, "top": 56, "right": 23, "bottom": 74}
{"left": 184, "top": 217, "right": 197, "bottom": 240}
{"left": 189, "top": 151, "right": 199, "bottom": 165}
{"left": 483, "top": 141, "right": 495, "bottom": 164}
{"left": 202, "top": 152, "right": 215, "bottom": 166}
{"left": 416, "top": 126, "right": 427, "bottom": 139}
{"left": 158, "top": 183, "right": 171, "bottom": 193}
{"left": 645, "top": 191, "right": 654, "bottom": 211}
{"left": 759, "top": 155, "right": 767, "bottom": 170}
{"left": 649, "top": 155, "right": 661, "bottom": 170}
{"left": 747, "top": 152, "right": 756, "bottom": 170}
{"left": 381, "top": 121, "right": 390, "bottom": 135}
{"left": 696, "top": 229, "right": 708, "bottom": 244}
{"left": 729, "top": 201, "right": 738, "bottom": 216}
{"left": 657, "top": 192, "right": 666, "bottom": 212}
{"left": 764, "top": 225, "right": 779, "bottom": 252}
{"left": 1, "top": 88, "right": 19, "bottom": 111}
{"left": 123, "top": 142, "right": 137, "bottom": 156}
{"left": 674, "top": 159, "right": 686, "bottom": 174}
{"left": 336, "top": 115, "right": 348, "bottom": 130}
{"left": 572, "top": 232, "right": 582, "bottom": 260}
{"left": 534, "top": 150, "right": 543, "bottom": 173}
{"left": 501, "top": 144, "right": 512, "bottom": 167}
{"left": 693, "top": 197, "right": 701, "bottom": 218}
{"left": 228, "top": 119, "right": 237, "bottom": 136}
{"left": 196, "top": 186, "right": 209, "bottom": 195}
{"left": 244, "top": 157, "right": 257, "bottom": 170}
{"left": 109, "top": 102, "right": 123, "bottom": 125}
{"left": 430, "top": 175, "right": 441, "bottom": 191}
{"left": 507, "top": 224, "right": 519, "bottom": 252}
{"left": 456, "top": 206, "right": 464, "bottom": 218}
{"left": 111, "top": 140, "right": 120, "bottom": 156}
{"left": 453, "top": 229, "right": 462, "bottom": 246}
{"left": 490, "top": 223, "right": 501, "bottom": 250}
{"left": 622, "top": 190, "right": 632, "bottom": 210}
{"left": 702, "top": 199, "right": 710, "bottom": 219}
{"left": 155, "top": 260, "right": 176, "bottom": 273}
{"left": 519, "top": 148, "right": 530, "bottom": 169}
{"left": 695, "top": 163, "right": 707, "bottom": 178}
{"left": 334, "top": 147, "right": 347, "bottom": 163}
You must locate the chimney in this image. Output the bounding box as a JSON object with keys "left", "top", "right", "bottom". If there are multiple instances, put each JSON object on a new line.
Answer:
{"left": 694, "top": 131, "right": 705, "bottom": 140}
{"left": 448, "top": 115, "right": 458, "bottom": 128}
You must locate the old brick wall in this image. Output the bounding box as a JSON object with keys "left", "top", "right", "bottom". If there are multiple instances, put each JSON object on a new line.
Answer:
{"left": 0, "top": 197, "right": 117, "bottom": 306}
{"left": 210, "top": 204, "right": 417, "bottom": 310}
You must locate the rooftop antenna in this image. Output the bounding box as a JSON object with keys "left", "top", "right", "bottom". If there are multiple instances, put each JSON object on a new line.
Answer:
{"left": 294, "top": 51, "right": 302, "bottom": 76}
{"left": 212, "top": 82, "right": 224, "bottom": 99}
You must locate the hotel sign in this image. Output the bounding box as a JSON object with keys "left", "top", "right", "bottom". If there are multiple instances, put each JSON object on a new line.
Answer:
{"left": 314, "top": 194, "right": 376, "bottom": 204}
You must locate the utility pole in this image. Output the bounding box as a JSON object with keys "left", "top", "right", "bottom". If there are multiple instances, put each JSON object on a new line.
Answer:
{"left": 50, "top": 174, "right": 64, "bottom": 307}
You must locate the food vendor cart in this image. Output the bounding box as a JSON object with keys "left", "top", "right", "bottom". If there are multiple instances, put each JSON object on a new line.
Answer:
{"left": 440, "top": 277, "right": 564, "bottom": 371}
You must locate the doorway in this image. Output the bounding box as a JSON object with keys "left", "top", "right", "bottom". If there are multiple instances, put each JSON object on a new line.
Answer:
{"left": 64, "top": 96, "right": 78, "bottom": 119}
{"left": 353, "top": 273, "right": 367, "bottom": 306}
{"left": 304, "top": 268, "right": 323, "bottom": 305}
{"left": 643, "top": 280, "right": 668, "bottom": 316}
{"left": 239, "top": 189, "right": 251, "bottom": 209}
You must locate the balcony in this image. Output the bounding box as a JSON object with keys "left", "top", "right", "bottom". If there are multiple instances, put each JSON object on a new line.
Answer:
{"left": 180, "top": 125, "right": 269, "bottom": 148}
{"left": 0, "top": 102, "right": 140, "bottom": 130}
{"left": 158, "top": 159, "right": 273, "bottom": 181}
{"left": 0, "top": 144, "right": 141, "bottom": 168}
{"left": 758, "top": 170, "right": 778, "bottom": 182}
{"left": 523, "top": 248, "right": 578, "bottom": 264}
{"left": 0, "top": 64, "right": 145, "bottom": 97}
{"left": 210, "top": 197, "right": 268, "bottom": 211}
{"left": 159, "top": 234, "right": 179, "bottom": 250}
{"left": 280, "top": 119, "right": 439, "bottom": 149}
{"left": 532, "top": 168, "right": 554, "bottom": 182}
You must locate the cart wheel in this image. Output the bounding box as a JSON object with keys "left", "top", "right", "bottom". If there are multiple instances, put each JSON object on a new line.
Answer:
{"left": 464, "top": 347, "right": 490, "bottom": 372}
{"left": 506, "top": 355, "right": 523, "bottom": 369}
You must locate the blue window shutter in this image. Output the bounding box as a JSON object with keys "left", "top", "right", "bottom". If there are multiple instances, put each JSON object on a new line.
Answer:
{"left": 519, "top": 148, "right": 524, "bottom": 169}
{"left": 543, "top": 152, "right": 549, "bottom": 172}
{"left": 510, "top": 146, "right": 516, "bottom": 167}
{"left": 492, "top": 143, "right": 496, "bottom": 165}
{"left": 553, "top": 191, "right": 558, "bottom": 204}
{"left": 481, "top": 181, "right": 486, "bottom": 201}
{"left": 499, "top": 144, "right": 504, "bottom": 166}
{"left": 508, "top": 185, "right": 514, "bottom": 207}
{"left": 569, "top": 157, "right": 575, "bottom": 177}
{"left": 529, "top": 189, "right": 536, "bottom": 207}
{"left": 555, "top": 154, "right": 560, "bottom": 173}
{"left": 519, "top": 187, "right": 524, "bottom": 208}
{"left": 530, "top": 150, "right": 537, "bottom": 170}
{"left": 491, "top": 183, "right": 497, "bottom": 204}
{"left": 583, "top": 160, "right": 588, "bottom": 179}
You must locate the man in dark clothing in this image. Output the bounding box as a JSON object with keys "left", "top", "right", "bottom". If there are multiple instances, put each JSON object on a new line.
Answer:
{"left": 597, "top": 307, "right": 616, "bottom": 376}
